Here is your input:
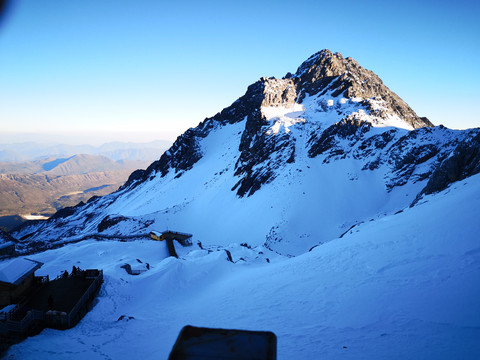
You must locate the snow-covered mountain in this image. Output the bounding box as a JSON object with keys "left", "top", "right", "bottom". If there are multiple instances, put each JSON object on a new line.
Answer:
{"left": 3, "top": 49, "right": 480, "bottom": 359}
{"left": 11, "top": 49, "right": 480, "bottom": 257}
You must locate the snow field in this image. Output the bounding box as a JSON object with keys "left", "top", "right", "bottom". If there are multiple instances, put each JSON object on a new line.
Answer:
{"left": 5, "top": 173, "right": 480, "bottom": 359}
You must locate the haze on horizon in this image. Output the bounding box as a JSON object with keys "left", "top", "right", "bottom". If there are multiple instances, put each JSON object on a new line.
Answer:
{"left": 0, "top": 0, "right": 479, "bottom": 146}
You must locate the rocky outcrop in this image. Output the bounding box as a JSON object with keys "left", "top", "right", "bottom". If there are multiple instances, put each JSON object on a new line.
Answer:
{"left": 293, "top": 49, "right": 433, "bottom": 129}
{"left": 121, "top": 126, "right": 206, "bottom": 188}
{"left": 0, "top": 228, "right": 16, "bottom": 243}
{"left": 97, "top": 215, "right": 129, "bottom": 233}
{"left": 413, "top": 131, "right": 480, "bottom": 202}
{"left": 233, "top": 78, "right": 298, "bottom": 197}
{"left": 308, "top": 118, "right": 372, "bottom": 159}
{"left": 261, "top": 77, "right": 298, "bottom": 107}
{"left": 50, "top": 201, "right": 84, "bottom": 220}
{"left": 233, "top": 130, "right": 295, "bottom": 197}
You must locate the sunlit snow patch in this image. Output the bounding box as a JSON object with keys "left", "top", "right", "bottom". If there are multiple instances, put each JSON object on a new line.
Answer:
{"left": 262, "top": 103, "right": 306, "bottom": 135}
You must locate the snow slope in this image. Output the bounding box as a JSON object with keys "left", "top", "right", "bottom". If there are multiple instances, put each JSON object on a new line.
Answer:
{"left": 14, "top": 119, "right": 476, "bottom": 257}
{"left": 4, "top": 173, "right": 480, "bottom": 359}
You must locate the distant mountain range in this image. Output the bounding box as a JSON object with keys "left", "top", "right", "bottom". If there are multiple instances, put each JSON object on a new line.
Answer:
{"left": 0, "top": 140, "right": 171, "bottom": 162}
{"left": 0, "top": 142, "right": 173, "bottom": 231}
{"left": 0, "top": 153, "right": 153, "bottom": 230}
{"left": 1, "top": 154, "right": 140, "bottom": 176}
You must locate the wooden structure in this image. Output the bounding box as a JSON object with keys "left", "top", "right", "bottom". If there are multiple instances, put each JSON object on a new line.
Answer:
{"left": 0, "top": 258, "right": 43, "bottom": 308}
{"left": 43, "top": 269, "right": 103, "bottom": 330}
{"left": 0, "top": 268, "right": 103, "bottom": 339}
{"left": 150, "top": 230, "right": 193, "bottom": 246}
{"left": 150, "top": 230, "right": 162, "bottom": 240}
{"left": 150, "top": 230, "right": 193, "bottom": 258}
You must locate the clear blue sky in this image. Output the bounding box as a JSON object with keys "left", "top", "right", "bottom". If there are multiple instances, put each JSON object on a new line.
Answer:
{"left": 0, "top": 0, "right": 479, "bottom": 145}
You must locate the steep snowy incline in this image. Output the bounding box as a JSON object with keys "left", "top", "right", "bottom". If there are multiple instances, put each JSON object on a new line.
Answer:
{"left": 5, "top": 173, "right": 480, "bottom": 359}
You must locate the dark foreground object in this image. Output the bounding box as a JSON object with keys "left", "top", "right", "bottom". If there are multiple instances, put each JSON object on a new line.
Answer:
{"left": 169, "top": 325, "right": 277, "bottom": 360}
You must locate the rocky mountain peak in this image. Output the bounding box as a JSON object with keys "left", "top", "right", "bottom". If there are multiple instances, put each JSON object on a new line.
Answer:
{"left": 293, "top": 49, "right": 353, "bottom": 81}
{"left": 289, "top": 49, "right": 433, "bottom": 130}
{"left": 106, "top": 49, "right": 454, "bottom": 202}
{"left": 119, "top": 50, "right": 437, "bottom": 195}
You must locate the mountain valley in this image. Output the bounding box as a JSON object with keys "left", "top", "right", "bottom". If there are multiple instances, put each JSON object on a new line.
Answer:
{"left": 0, "top": 154, "right": 154, "bottom": 231}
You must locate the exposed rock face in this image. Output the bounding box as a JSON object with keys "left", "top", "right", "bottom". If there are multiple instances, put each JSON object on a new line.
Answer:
{"left": 413, "top": 132, "right": 480, "bottom": 202}
{"left": 233, "top": 129, "right": 295, "bottom": 197}
{"left": 0, "top": 228, "right": 16, "bottom": 243}
{"left": 308, "top": 118, "right": 372, "bottom": 158}
{"left": 293, "top": 50, "right": 433, "bottom": 129}
{"left": 97, "top": 215, "right": 129, "bottom": 233}
{"left": 233, "top": 78, "right": 299, "bottom": 196}
{"left": 261, "top": 77, "right": 298, "bottom": 107}
{"left": 123, "top": 127, "right": 206, "bottom": 187}
{"left": 50, "top": 202, "right": 84, "bottom": 220}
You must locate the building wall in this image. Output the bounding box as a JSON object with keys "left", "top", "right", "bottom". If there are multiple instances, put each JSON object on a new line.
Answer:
{"left": 0, "top": 283, "right": 12, "bottom": 307}
{"left": 0, "top": 273, "right": 35, "bottom": 307}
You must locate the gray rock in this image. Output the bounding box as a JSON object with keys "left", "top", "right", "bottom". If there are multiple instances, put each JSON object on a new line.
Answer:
{"left": 413, "top": 132, "right": 480, "bottom": 204}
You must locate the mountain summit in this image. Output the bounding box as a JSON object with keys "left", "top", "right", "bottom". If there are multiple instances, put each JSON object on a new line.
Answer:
{"left": 292, "top": 49, "right": 433, "bottom": 129}
{"left": 12, "top": 50, "right": 480, "bottom": 256}
{"left": 124, "top": 50, "right": 433, "bottom": 196}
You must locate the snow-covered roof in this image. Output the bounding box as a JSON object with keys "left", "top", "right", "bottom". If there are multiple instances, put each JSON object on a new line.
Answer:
{"left": 0, "top": 258, "right": 43, "bottom": 286}
{"left": 0, "top": 304, "right": 17, "bottom": 314}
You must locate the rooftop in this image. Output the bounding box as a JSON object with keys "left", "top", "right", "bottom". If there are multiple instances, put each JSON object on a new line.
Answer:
{"left": 0, "top": 258, "right": 43, "bottom": 286}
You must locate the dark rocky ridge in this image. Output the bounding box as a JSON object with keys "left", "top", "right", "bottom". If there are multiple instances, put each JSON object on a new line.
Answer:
{"left": 412, "top": 131, "right": 480, "bottom": 204}
{"left": 308, "top": 118, "right": 372, "bottom": 158}
{"left": 0, "top": 228, "right": 16, "bottom": 244}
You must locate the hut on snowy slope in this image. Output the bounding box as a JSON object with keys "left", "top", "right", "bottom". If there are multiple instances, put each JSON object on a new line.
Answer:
{"left": 150, "top": 230, "right": 193, "bottom": 246}
{"left": 150, "top": 230, "right": 193, "bottom": 258}
{"left": 0, "top": 258, "right": 43, "bottom": 308}
{"left": 150, "top": 230, "right": 162, "bottom": 241}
